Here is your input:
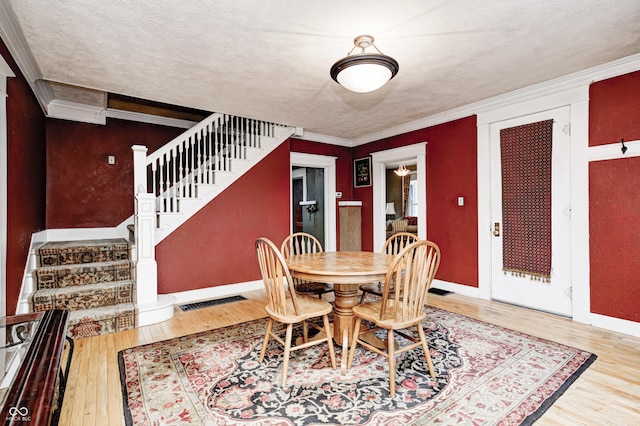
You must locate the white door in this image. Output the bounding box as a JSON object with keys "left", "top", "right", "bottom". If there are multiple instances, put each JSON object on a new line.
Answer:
{"left": 490, "top": 107, "right": 572, "bottom": 316}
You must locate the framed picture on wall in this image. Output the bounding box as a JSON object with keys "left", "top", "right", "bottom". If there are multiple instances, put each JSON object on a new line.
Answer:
{"left": 354, "top": 156, "right": 372, "bottom": 187}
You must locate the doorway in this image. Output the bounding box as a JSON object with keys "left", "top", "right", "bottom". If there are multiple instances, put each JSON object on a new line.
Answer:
{"left": 489, "top": 107, "right": 572, "bottom": 316}
{"left": 292, "top": 173, "right": 304, "bottom": 233}
{"left": 372, "top": 143, "right": 427, "bottom": 251}
{"left": 291, "top": 167, "right": 325, "bottom": 247}
{"left": 290, "top": 152, "right": 337, "bottom": 251}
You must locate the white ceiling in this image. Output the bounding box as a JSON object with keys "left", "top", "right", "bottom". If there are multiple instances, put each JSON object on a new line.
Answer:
{"left": 2, "top": 0, "right": 640, "bottom": 143}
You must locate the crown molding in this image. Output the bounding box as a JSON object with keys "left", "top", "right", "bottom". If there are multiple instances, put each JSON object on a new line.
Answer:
{"left": 106, "top": 108, "right": 197, "bottom": 129}
{"left": 0, "top": 3, "right": 41, "bottom": 82}
{"left": 47, "top": 100, "right": 107, "bottom": 124}
{"left": 0, "top": 1, "right": 53, "bottom": 112}
{"left": 43, "top": 100, "right": 200, "bottom": 129}
{"left": 331, "top": 53, "right": 640, "bottom": 147}
{"left": 3, "top": 2, "right": 639, "bottom": 143}
{"left": 293, "top": 130, "right": 353, "bottom": 147}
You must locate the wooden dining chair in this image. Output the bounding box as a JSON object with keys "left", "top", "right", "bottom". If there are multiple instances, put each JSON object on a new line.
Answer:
{"left": 347, "top": 239, "right": 441, "bottom": 397}
{"left": 359, "top": 232, "right": 419, "bottom": 303}
{"left": 255, "top": 237, "right": 337, "bottom": 386}
{"left": 281, "top": 232, "right": 334, "bottom": 299}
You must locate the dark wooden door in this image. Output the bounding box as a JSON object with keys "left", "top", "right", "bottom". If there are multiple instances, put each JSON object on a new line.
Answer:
{"left": 293, "top": 178, "right": 303, "bottom": 232}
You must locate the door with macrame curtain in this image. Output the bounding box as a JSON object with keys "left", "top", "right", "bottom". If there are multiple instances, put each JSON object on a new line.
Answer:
{"left": 490, "top": 107, "right": 572, "bottom": 316}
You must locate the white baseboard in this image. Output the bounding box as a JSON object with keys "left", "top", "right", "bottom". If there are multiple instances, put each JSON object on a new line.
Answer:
{"left": 429, "top": 280, "right": 640, "bottom": 338}
{"left": 170, "top": 280, "right": 264, "bottom": 305}
{"left": 171, "top": 279, "right": 640, "bottom": 338}
{"left": 42, "top": 227, "right": 128, "bottom": 241}
{"left": 431, "top": 280, "right": 482, "bottom": 299}
{"left": 589, "top": 312, "right": 640, "bottom": 338}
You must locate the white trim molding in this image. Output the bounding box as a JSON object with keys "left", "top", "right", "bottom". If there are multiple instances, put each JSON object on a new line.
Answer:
{"left": 290, "top": 152, "right": 338, "bottom": 251}
{"left": 371, "top": 143, "right": 427, "bottom": 251}
{"left": 476, "top": 83, "right": 592, "bottom": 324}
{"left": 47, "top": 99, "right": 107, "bottom": 125}
{"left": 588, "top": 139, "right": 640, "bottom": 162}
{"left": 171, "top": 280, "right": 264, "bottom": 305}
{"left": 0, "top": 55, "right": 15, "bottom": 317}
{"left": 302, "top": 53, "right": 640, "bottom": 147}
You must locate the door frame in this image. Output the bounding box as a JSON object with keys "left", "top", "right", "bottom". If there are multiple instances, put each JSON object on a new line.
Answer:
{"left": 0, "top": 57, "right": 15, "bottom": 317}
{"left": 476, "top": 86, "right": 590, "bottom": 322}
{"left": 371, "top": 143, "right": 427, "bottom": 252}
{"left": 290, "top": 152, "right": 337, "bottom": 251}
{"left": 489, "top": 107, "right": 572, "bottom": 316}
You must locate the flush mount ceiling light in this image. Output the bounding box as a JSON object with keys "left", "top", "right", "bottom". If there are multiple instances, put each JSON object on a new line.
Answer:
{"left": 330, "top": 35, "right": 399, "bottom": 93}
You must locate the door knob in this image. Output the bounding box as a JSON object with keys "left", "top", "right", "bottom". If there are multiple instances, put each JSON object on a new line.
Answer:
{"left": 493, "top": 222, "right": 500, "bottom": 237}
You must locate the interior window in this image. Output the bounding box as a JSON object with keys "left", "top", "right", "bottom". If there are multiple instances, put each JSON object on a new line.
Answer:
{"left": 408, "top": 175, "right": 418, "bottom": 217}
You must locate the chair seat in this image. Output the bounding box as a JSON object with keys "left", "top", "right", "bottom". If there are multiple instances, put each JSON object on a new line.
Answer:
{"left": 352, "top": 300, "right": 426, "bottom": 330}
{"left": 266, "top": 295, "right": 334, "bottom": 324}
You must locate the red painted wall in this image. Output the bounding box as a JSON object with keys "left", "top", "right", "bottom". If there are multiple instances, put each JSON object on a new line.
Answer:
{"left": 2, "top": 41, "right": 47, "bottom": 315}
{"left": 589, "top": 71, "right": 640, "bottom": 323}
{"left": 46, "top": 119, "right": 183, "bottom": 228}
{"left": 155, "top": 141, "right": 291, "bottom": 293}
{"left": 352, "top": 116, "right": 479, "bottom": 287}
{"left": 589, "top": 70, "right": 640, "bottom": 146}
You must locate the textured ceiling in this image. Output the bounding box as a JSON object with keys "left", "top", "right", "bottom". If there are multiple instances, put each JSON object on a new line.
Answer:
{"left": 4, "top": 0, "right": 640, "bottom": 141}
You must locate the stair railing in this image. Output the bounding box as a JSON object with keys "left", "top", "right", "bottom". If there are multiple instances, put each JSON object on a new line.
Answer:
{"left": 131, "top": 112, "right": 290, "bottom": 314}
{"left": 134, "top": 112, "right": 281, "bottom": 214}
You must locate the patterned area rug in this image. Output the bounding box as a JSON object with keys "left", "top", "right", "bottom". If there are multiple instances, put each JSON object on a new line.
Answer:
{"left": 118, "top": 307, "right": 596, "bottom": 425}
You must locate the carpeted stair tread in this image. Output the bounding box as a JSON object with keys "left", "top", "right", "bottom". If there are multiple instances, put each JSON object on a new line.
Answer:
{"left": 35, "top": 260, "right": 133, "bottom": 289}
{"left": 30, "top": 238, "right": 137, "bottom": 339}
{"left": 36, "top": 238, "right": 130, "bottom": 266}
{"left": 31, "top": 280, "right": 134, "bottom": 311}
{"left": 67, "top": 303, "right": 136, "bottom": 339}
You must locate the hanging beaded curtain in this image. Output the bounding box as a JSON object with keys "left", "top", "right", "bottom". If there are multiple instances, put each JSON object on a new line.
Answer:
{"left": 500, "top": 119, "right": 553, "bottom": 281}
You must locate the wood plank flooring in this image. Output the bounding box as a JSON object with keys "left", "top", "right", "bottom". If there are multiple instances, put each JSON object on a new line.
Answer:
{"left": 58, "top": 290, "right": 640, "bottom": 425}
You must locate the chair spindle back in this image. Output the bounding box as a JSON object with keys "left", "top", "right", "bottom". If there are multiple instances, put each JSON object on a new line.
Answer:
{"left": 281, "top": 232, "right": 323, "bottom": 257}
{"left": 381, "top": 240, "right": 441, "bottom": 322}
{"left": 255, "top": 237, "right": 300, "bottom": 316}
{"left": 382, "top": 232, "right": 419, "bottom": 256}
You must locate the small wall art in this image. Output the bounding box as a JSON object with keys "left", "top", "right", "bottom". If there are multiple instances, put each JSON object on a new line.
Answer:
{"left": 354, "top": 156, "right": 372, "bottom": 187}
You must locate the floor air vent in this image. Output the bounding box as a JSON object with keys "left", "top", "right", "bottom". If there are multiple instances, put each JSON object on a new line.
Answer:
{"left": 179, "top": 295, "right": 247, "bottom": 311}
{"left": 428, "top": 288, "right": 452, "bottom": 296}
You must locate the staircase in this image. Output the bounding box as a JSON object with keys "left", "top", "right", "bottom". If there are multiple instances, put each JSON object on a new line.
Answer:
{"left": 30, "top": 238, "right": 136, "bottom": 339}
{"left": 20, "top": 112, "right": 295, "bottom": 336}
{"left": 135, "top": 113, "right": 295, "bottom": 244}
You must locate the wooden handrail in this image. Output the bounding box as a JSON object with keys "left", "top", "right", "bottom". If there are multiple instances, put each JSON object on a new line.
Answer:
{"left": 0, "top": 310, "right": 70, "bottom": 426}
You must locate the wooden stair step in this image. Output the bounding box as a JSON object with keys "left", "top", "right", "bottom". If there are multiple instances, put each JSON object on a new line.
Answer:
{"left": 31, "top": 280, "right": 134, "bottom": 312}
{"left": 66, "top": 303, "right": 136, "bottom": 339}
{"left": 36, "top": 238, "right": 130, "bottom": 267}
{"left": 35, "top": 260, "right": 133, "bottom": 289}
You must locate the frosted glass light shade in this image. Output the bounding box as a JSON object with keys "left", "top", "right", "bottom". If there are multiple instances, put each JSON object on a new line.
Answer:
{"left": 333, "top": 57, "right": 395, "bottom": 93}
{"left": 330, "top": 35, "right": 399, "bottom": 93}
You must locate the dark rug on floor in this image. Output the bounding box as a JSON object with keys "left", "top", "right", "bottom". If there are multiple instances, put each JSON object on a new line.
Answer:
{"left": 119, "top": 306, "right": 596, "bottom": 425}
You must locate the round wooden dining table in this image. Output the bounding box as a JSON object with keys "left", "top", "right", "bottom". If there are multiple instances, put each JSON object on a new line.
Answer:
{"left": 286, "top": 251, "right": 394, "bottom": 373}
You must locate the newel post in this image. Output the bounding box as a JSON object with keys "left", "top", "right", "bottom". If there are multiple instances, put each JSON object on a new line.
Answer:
{"left": 132, "top": 145, "right": 148, "bottom": 195}
{"left": 134, "top": 193, "right": 158, "bottom": 305}
{"left": 131, "top": 145, "right": 157, "bottom": 306}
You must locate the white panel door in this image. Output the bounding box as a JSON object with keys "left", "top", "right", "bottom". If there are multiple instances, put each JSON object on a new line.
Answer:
{"left": 490, "top": 107, "right": 572, "bottom": 316}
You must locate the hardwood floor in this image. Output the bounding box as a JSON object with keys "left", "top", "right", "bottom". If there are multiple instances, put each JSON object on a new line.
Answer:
{"left": 58, "top": 290, "right": 640, "bottom": 425}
